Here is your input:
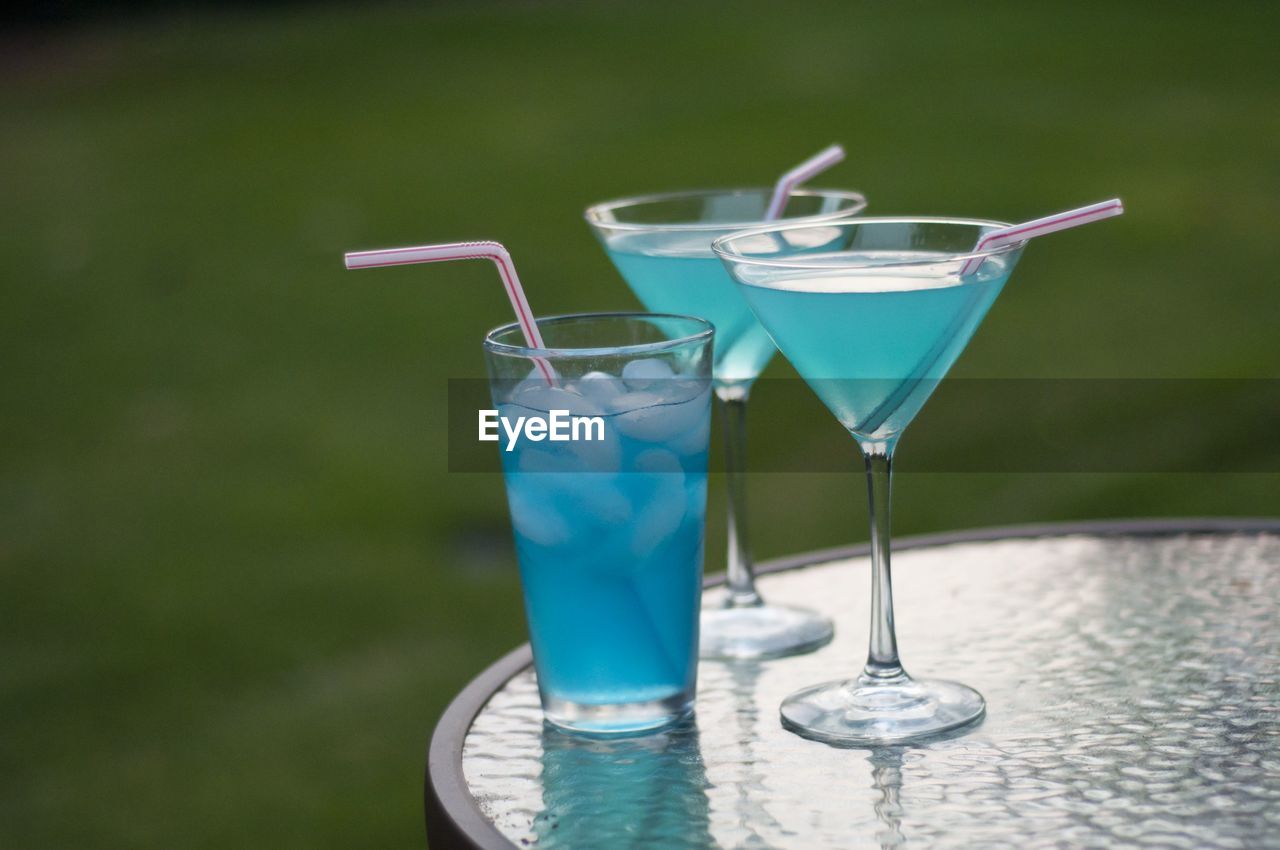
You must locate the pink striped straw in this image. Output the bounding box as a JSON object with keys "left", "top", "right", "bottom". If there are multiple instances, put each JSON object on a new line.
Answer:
{"left": 344, "top": 240, "right": 555, "bottom": 382}
{"left": 959, "top": 198, "right": 1125, "bottom": 276}
{"left": 763, "top": 144, "right": 847, "bottom": 220}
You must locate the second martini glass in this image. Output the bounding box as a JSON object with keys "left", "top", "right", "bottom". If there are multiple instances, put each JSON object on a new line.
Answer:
{"left": 714, "top": 218, "right": 1025, "bottom": 744}
{"left": 586, "top": 188, "right": 866, "bottom": 659}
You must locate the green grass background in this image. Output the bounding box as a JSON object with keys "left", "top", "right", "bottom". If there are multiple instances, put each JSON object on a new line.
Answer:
{"left": 2, "top": 1, "right": 1278, "bottom": 846}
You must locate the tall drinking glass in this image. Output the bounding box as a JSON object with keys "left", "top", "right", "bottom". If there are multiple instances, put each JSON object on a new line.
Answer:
{"left": 484, "top": 313, "right": 714, "bottom": 735}
{"left": 714, "top": 219, "right": 1025, "bottom": 744}
{"left": 585, "top": 189, "right": 867, "bottom": 659}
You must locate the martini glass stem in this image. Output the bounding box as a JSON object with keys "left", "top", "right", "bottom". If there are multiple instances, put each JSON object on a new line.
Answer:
{"left": 861, "top": 442, "right": 905, "bottom": 680}
{"left": 719, "top": 393, "right": 762, "bottom": 608}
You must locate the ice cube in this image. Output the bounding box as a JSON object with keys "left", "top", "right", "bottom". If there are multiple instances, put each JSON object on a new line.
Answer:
{"left": 579, "top": 479, "right": 633, "bottom": 525}
{"left": 525, "top": 363, "right": 560, "bottom": 384}
{"left": 493, "top": 366, "right": 561, "bottom": 404}
{"left": 517, "top": 444, "right": 586, "bottom": 475}
{"left": 505, "top": 481, "right": 573, "bottom": 548}
{"left": 621, "top": 358, "right": 674, "bottom": 390}
{"left": 575, "top": 429, "right": 623, "bottom": 472}
{"left": 612, "top": 386, "right": 710, "bottom": 445}
{"left": 573, "top": 370, "right": 626, "bottom": 405}
{"left": 516, "top": 440, "right": 627, "bottom": 513}
{"left": 666, "top": 378, "right": 709, "bottom": 401}
{"left": 509, "top": 384, "right": 603, "bottom": 418}
{"left": 668, "top": 388, "right": 713, "bottom": 457}
{"left": 514, "top": 426, "right": 621, "bottom": 476}
{"left": 606, "top": 390, "right": 663, "bottom": 414}
{"left": 613, "top": 403, "right": 675, "bottom": 442}
{"left": 629, "top": 471, "right": 688, "bottom": 558}
{"left": 634, "top": 448, "right": 684, "bottom": 475}
{"left": 628, "top": 449, "right": 687, "bottom": 557}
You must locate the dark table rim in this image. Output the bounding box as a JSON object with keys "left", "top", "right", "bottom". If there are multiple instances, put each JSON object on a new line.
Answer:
{"left": 424, "top": 516, "right": 1280, "bottom": 850}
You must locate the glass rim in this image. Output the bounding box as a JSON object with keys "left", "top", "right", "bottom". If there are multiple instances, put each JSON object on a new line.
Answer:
{"left": 711, "top": 216, "right": 1026, "bottom": 270}
{"left": 483, "top": 311, "right": 715, "bottom": 359}
{"left": 583, "top": 187, "right": 869, "bottom": 233}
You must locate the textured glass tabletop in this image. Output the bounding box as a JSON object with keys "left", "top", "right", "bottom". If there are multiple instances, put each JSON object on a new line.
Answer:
{"left": 459, "top": 531, "right": 1280, "bottom": 849}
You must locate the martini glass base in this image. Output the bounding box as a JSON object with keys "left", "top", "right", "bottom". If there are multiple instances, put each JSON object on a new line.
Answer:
{"left": 780, "top": 674, "right": 985, "bottom": 746}
{"left": 700, "top": 603, "right": 834, "bottom": 660}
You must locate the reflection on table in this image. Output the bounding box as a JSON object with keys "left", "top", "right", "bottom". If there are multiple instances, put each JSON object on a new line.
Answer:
{"left": 462, "top": 531, "right": 1280, "bottom": 849}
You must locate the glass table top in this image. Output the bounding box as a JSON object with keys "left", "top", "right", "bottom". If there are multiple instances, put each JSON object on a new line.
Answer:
{"left": 461, "top": 532, "right": 1280, "bottom": 849}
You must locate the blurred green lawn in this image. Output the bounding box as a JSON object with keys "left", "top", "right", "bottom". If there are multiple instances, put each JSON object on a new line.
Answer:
{"left": 2, "top": 1, "right": 1278, "bottom": 846}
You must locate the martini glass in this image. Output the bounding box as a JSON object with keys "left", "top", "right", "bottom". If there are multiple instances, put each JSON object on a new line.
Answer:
{"left": 714, "top": 218, "right": 1025, "bottom": 745}
{"left": 586, "top": 188, "right": 867, "bottom": 659}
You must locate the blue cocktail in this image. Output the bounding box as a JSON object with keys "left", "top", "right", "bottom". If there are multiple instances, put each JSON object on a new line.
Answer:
{"left": 586, "top": 189, "right": 866, "bottom": 659}
{"left": 485, "top": 313, "right": 714, "bottom": 734}
{"left": 603, "top": 231, "right": 778, "bottom": 386}
{"left": 732, "top": 247, "right": 1015, "bottom": 438}
{"left": 715, "top": 218, "right": 1025, "bottom": 745}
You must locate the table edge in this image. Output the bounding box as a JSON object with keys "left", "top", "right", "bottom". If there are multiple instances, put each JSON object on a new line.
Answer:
{"left": 424, "top": 516, "right": 1280, "bottom": 850}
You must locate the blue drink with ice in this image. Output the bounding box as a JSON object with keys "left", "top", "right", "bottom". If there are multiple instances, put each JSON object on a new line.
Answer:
{"left": 485, "top": 314, "right": 714, "bottom": 735}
